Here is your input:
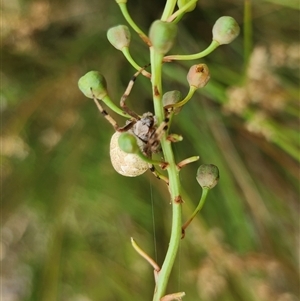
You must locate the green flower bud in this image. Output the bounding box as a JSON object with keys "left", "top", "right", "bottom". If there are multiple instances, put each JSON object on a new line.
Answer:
{"left": 107, "top": 25, "right": 131, "bottom": 50}
{"left": 162, "top": 90, "right": 182, "bottom": 106}
{"left": 149, "top": 20, "right": 177, "bottom": 54}
{"left": 118, "top": 132, "right": 139, "bottom": 154}
{"left": 212, "top": 16, "right": 240, "bottom": 45}
{"left": 78, "top": 71, "right": 107, "bottom": 99}
{"left": 187, "top": 64, "right": 210, "bottom": 89}
{"left": 177, "top": 0, "right": 197, "bottom": 12}
{"left": 196, "top": 164, "right": 219, "bottom": 189}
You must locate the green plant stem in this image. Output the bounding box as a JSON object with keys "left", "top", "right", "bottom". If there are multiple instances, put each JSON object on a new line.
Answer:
{"left": 131, "top": 237, "right": 160, "bottom": 272}
{"left": 161, "top": 0, "right": 177, "bottom": 21}
{"left": 167, "top": 0, "right": 198, "bottom": 22}
{"left": 117, "top": 2, "right": 151, "bottom": 46}
{"left": 150, "top": 47, "right": 183, "bottom": 301}
{"left": 177, "top": 155, "right": 200, "bottom": 169}
{"left": 182, "top": 187, "right": 209, "bottom": 232}
{"left": 164, "top": 40, "right": 219, "bottom": 61}
{"left": 171, "top": 86, "right": 196, "bottom": 108}
{"left": 122, "top": 48, "right": 151, "bottom": 78}
{"left": 136, "top": 151, "right": 166, "bottom": 166}
{"left": 95, "top": 95, "right": 130, "bottom": 118}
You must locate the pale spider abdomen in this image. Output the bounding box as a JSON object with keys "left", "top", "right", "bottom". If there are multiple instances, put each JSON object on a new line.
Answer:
{"left": 110, "top": 131, "right": 149, "bottom": 177}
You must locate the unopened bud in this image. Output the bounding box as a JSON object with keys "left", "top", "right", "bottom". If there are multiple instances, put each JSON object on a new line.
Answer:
{"left": 163, "top": 90, "right": 182, "bottom": 106}
{"left": 107, "top": 25, "right": 131, "bottom": 50}
{"left": 149, "top": 20, "right": 177, "bottom": 54}
{"left": 196, "top": 164, "right": 219, "bottom": 189}
{"left": 212, "top": 16, "right": 240, "bottom": 45}
{"left": 118, "top": 132, "right": 139, "bottom": 154}
{"left": 78, "top": 71, "right": 107, "bottom": 99}
{"left": 163, "top": 90, "right": 182, "bottom": 114}
{"left": 177, "top": 0, "right": 197, "bottom": 12}
{"left": 187, "top": 64, "right": 210, "bottom": 89}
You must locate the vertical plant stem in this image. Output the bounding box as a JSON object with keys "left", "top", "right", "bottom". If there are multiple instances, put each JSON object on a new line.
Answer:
{"left": 150, "top": 47, "right": 183, "bottom": 301}
{"left": 243, "top": 0, "right": 253, "bottom": 72}
{"left": 161, "top": 0, "right": 177, "bottom": 21}
{"left": 117, "top": 3, "right": 151, "bottom": 46}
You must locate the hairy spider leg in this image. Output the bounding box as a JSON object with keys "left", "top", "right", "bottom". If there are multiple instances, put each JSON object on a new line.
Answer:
{"left": 146, "top": 116, "right": 171, "bottom": 184}
{"left": 119, "top": 64, "right": 151, "bottom": 120}
{"left": 91, "top": 89, "right": 119, "bottom": 130}
{"left": 147, "top": 118, "right": 170, "bottom": 184}
{"left": 147, "top": 117, "right": 170, "bottom": 153}
{"left": 91, "top": 88, "right": 136, "bottom": 132}
{"left": 149, "top": 165, "right": 169, "bottom": 184}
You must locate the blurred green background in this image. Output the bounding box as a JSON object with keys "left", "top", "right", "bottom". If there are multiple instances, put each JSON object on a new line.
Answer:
{"left": 2, "top": 0, "right": 299, "bottom": 300}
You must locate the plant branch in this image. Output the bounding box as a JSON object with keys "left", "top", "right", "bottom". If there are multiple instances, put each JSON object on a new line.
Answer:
{"left": 164, "top": 40, "right": 219, "bottom": 61}
{"left": 150, "top": 47, "right": 183, "bottom": 301}
{"left": 161, "top": 0, "right": 177, "bottom": 21}
{"left": 181, "top": 187, "right": 209, "bottom": 238}
{"left": 117, "top": 2, "right": 151, "bottom": 46}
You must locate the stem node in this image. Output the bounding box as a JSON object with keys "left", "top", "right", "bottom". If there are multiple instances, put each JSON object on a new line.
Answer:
{"left": 174, "top": 195, "right": 183, "bottom": 204}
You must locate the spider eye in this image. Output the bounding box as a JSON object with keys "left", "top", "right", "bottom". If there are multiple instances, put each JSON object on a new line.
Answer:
{"left": 109, "top": 132, "right": 148, "bottom": 177}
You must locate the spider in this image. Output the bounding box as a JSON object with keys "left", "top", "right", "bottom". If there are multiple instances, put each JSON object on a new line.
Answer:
{"left": 91, "top": 67, "right": 169, "bottom": 177}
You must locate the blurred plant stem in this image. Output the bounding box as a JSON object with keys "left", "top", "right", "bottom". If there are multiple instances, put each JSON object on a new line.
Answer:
{"left": 243, "top": 0, "right": 253, "bottom": 74}
{"left": 38, "top": 126, "right": 83, "bottom": 301}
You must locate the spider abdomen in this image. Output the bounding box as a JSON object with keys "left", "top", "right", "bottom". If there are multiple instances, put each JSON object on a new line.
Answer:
{"left": 110, "top": 131, "right": 149, "bottom": 177}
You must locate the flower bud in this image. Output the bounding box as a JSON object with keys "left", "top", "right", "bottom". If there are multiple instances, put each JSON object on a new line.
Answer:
{"left": 187, "top": 64, "right": 210, "bottom": 89}
{"left": 162, "top": 90, "right": 182, "bottom": 106}
{"left": 78, "top": 71, "right": 107, "bottom": 99}
{"left": 177, "top": 0, "right": 197, "bottom": 12}
{"left": 196, "top": 164, "right": 219, "bottom": 189}
{"left": 212, "top": 16, "right": 240, "bottom": 45}
{"left": 107, "top": 25, "right": 131, "bottom": 50}
{"left": 118, "top": 132, "right": 139, "bottom": 154}
{"left": 149, "top": 20, "right": 177, "bottom": 54}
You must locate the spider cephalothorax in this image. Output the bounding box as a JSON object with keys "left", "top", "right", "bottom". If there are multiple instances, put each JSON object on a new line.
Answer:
{"left": 127, "top": 112, "right": 159, "bottom": 155}
{"left": 130, "top": 112, "right": 156, "bottom": 143}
